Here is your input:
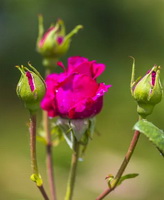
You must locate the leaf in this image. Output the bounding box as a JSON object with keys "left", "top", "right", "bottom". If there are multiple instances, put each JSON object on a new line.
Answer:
{"left": 105, "top": 174, "right": 114, "bottom": 188}
{"left": 134, "top": 119, "right": 164, "bottom": 156}
{"left": 106, "top": 173, "right": 138, "bottom": 188}
{"left": 117, "top": 173, "right": 139, "bottom": 186}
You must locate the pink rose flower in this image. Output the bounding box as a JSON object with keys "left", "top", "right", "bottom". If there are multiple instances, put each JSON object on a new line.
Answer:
{"left": 41, "top": 56, "right": 111, "bottom": 119}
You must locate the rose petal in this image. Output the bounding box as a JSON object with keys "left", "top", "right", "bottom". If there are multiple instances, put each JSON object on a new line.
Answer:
{"left": 152, "top": 71, "right": 156, "bottom": 86}
{"left": 26, "top": 72, "right": 35, "bottom": 92}
{"left": 56, "top": 36, "right": 64, "bottom": 45}
{"left": 68, "top": 96, "right": 103, "bottom": 119}
{"left": 56, "top": 74, "right": 99, "bottom": 117}
{"left": 39, "top": 27, "right": 56, "bottom": 47}
{"left": 92, "top": 62, "right": 106, "bottom": 79}
{"left": 69, "top": 61, "right": 93, "bottom": 77}
{"left": 68, "top": 57, "right": 106, "bottom": 79}
{"left": 68, "top": 56, "right": 88, "bottom": 71}
{"left": 92, "top": 83, "right": 112, "bottom": 101}
{"left": 57, "top": 61, "right": 66, "bottom": 71}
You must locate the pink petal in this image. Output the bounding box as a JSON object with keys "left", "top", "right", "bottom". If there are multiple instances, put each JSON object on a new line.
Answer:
{"left": 39, "top": 27, "right": 56, "bottom": 47}
{"left": 68, "top": 96, "right": 103, "bottom": 119}
{"left": 55, "top": 74, "right": 99, "bottom": 116}
{"left": 57, "top": 61, "right": 66, "bottom": 71}
{"left": 56, "top": 36, "right": 64, "bottom": 45}
{"left": 26, "top": 72, "right": 35, "bottom": 92}
{"left": 92, "top": 62, "right": 106, "bottom": 79}
{"left": 68, "top": 56, "right": 88, "bottom": 70}
{"left": 152, "top": 71, "right": 156, "bottom": 86}
{"left": 92, "top": 83, "right": 112, "bottom": 101}
{"left": 68, "top": 61, "right": 93, "bottom": 77}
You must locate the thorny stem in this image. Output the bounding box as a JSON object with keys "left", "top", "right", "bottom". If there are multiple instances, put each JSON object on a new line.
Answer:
{"left": 96, "top": 129, "right": 141, "bottom": 200}
{"left": 64, "top": 138, "right": 80, "bottom": 200}
{"left": 29, "top": 113, "right": 49, "bottom": 200}
{"left": 38, "top": 185, "right": 50, "bottom": 200}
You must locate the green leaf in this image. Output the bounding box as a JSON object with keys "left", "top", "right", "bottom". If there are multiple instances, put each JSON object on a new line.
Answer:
{"left": 105, "top": 174, "right": 114, "bottom": 188}
{"left": 106, "top": 173, "right": 138, "bottom": 188}
{"left": 134, "top": 119, "right": 164, "bottom": 156}
{"left": 117, "top": 173, "right": 139, "bottom": 186}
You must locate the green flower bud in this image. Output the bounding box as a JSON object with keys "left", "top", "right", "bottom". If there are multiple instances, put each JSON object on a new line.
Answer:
{"left": 36, "top": 16, "right": 83, "bottom": 59}
{"left": 16, "top": 63, "right": 46, "bottom": 113}
{"left": 131, "top": 65, "right": 163, "bottom": 118}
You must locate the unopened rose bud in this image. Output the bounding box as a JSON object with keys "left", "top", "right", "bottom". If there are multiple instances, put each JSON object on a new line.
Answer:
{"left": 131, "top": 65, "right": 163, "bottom": 118}
{"left": 36, "top": 16, "right": 83, "bottom": 60}
{"left": 16, "top": 63, "right": 46, "bottom": 113}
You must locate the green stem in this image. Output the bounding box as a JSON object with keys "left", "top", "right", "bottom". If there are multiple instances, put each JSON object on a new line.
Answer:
{"left": 29, "top": 114, "right": 38, "bottom": 175}
{"left": 42, "top": 58, "right": 58, "bottom": 70}
{"left": 65, "top": 139, "right": 80, "bottom": 200}
{"left": 96, "top": 129, "right": 141, "bottom": 200}
{"left": 38, "top": 185, "right": 50, "bottom": 200}
{"left": 29, "top": 113, "right": 49, "bottom": 200}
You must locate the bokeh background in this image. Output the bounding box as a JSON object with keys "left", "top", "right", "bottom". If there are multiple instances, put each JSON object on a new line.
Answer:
{"left": 0, "top": 0, "right": 164, "bottom": 199}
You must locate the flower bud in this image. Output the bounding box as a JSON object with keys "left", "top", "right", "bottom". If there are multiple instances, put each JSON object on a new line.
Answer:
{"left": 16, "top": 63, "right": 46, "bottom": 113}
{"left": 131, "top": 65, "right": 163, "bottom": 118}
{"left": 36, "top": 16, "right": 83, "bottom": 59}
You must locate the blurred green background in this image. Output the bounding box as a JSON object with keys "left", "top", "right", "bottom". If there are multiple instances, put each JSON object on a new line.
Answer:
{"left": 0, "top": 0, "right": 164, "bottom": 199}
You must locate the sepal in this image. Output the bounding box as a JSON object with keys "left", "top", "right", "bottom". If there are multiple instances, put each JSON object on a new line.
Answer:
{"left": 55, "top": 118, "right": 95, "bottom": 154}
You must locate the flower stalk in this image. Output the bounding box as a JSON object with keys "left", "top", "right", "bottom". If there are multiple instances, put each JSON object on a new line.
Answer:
{"left": 96, "top": 128, "right": 141, "bottom": 200}
{"left": 29, "top": 112, "right": 49, "bottom": 200}
{"left": 65, "top": 138, "right": 80, "bottom": 200}
{"left": 42, "top": 62, "right": 58, "bottom": 200}
{"left": 43, "top": 109, "right": 57, "bottom": 200}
